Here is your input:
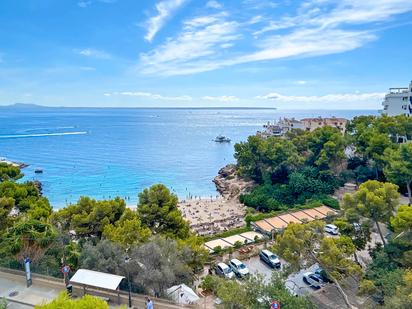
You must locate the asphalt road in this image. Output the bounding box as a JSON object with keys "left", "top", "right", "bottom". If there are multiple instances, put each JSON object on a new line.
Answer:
{"left": 242, "top": 255, "right": 320, "bottom": 296}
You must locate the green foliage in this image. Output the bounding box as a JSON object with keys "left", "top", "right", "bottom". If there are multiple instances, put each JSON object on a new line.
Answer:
{"left": 79, "top": 239, "right": 126, "bottom": 275}
{"left": 0, "top": 181, "right": 52, "bottom": 222}
{"left": 306, "top": 126, "right": 347, "bottom": 173}
{"left": 347, "top": 115, "right": 412, "bottom": 181}
{"left": 318, "top": 236, "right": 362, "bottom": 280}
{"left": 343, "top": 180, "right": 400, "bottom": 244}
{"left": 333, "top": 218, "right": 371, "bottom": 251}
{"left": 274, "top": 221, "right": 325, "bottom": 270}
{"left": 35, "top": 292, "right": 113, "bottom": 309}
{"left": 177, "top": 235, "right": 209, "bottom": 272}
{"left": 53, "top": 196, "right": 126, "bottom": 238}
{"left": 0, "top": 163, "right": 23, "bottom": 182}
{"left": 137, "top": 184, "right": 189, "bottom": 239}
{"left": 362, "top": 238, "right": 412, "bottom": 304}
{"left": 382, "top": 269, "right": 412, "bottom": 308}
{"left": 0, "top": 298, "right": 7, "bottom": 309}
{"left": 274, "top": 221, "right": 362, "bottom": 292}
{"left": 0, "top": 218, "right": 57, "bottom": 264}
{"left": 128, "top": 235, "right": 193, "bottom": 296}
{"left": 0, "top": 196, "right": 15, "bottom": 230}
{"left": 384, "top": 142, "right": 412, "bottom": 204}
{"left": 102, "top": 208, "right": 151, "bottom": 248}
{"left": 211, "top": 273, "right": 315, "bottom": 309}
{"left": 234, "top": 135, "right": 302, "bottom": 183}
{"left": 390, "top": 205, "right": 412, "bottom": 233}
{"left": 235, "top": 127, "right": 346, "bottom": 212}
{"left": 200, "top": 274, "right": 219, "bottom": 292}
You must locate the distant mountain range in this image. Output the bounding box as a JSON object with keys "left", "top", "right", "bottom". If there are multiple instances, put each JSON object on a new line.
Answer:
{"left": 0, "top": 103, "right": 58, "bottom": 110}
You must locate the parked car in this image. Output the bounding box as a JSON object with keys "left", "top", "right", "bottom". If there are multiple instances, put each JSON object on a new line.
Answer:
{"left": 314, "top": 267, "right": 332, "bottom": 283}
{"left": 324, "top": 224, "right": 339, "bottom": 235}
{"left": 303, "top": 272, "right": 323, "bottom": 289}
{"left": 259, "top": 249, "right": 281, "bottom": 268}
{"left": 229, "top": 259, "right": 250, "bottom": 278}
{"left": 352, "top": 222, "right": 361, "bottom": 234}
{"left": 215, "top": 262, "right": 235, "bottom": 279}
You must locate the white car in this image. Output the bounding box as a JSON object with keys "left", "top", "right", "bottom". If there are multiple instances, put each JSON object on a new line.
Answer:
{"left": 228, "top": 259, "right": 250, "bottom": 278}
{"left": 324, "top": 224, "right": 339, "bottom": 235}
{"left": 215, "top": 262, "right": 235, "bottom": 279}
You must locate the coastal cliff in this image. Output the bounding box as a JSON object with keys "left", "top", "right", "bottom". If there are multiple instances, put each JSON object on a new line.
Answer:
{"left": 213, "top": 164, "right": 255, "bottom": 199}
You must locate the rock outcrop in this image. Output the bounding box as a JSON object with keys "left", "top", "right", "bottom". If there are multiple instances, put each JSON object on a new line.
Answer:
{"left": 213, "top": 164, "right": 255, "bottom": 199}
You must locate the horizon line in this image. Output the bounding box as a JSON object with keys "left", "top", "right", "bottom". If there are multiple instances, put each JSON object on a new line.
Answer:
{"left": 0, "top": 103, "right": 380, "bottom": 111}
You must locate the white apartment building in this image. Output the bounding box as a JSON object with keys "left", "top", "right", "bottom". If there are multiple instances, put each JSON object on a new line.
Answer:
{"left": 381, "top": 81, "right": 412, "bottom": 117}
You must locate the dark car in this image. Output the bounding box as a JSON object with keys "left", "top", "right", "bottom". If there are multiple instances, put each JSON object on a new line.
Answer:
{"left": 259, "top": 249, "right": 281, "bottom": 268}
{"left": 303, "top": 272, "right": 323, "bottom": 289}
{"left": 315, "top": 267, "right": 333, "bottom": 283}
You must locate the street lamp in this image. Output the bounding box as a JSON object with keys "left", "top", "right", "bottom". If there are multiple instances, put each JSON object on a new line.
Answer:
{"left": 124, "top": 256, "right": 132, "bottom": 308}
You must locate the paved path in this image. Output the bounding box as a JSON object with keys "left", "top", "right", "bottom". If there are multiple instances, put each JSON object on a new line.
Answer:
{"left": 0, "top": 271, "right": 61, "bottom": 307}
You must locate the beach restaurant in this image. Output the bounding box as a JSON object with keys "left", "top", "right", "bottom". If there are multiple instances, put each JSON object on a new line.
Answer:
{"left": 252, "top": 205, "right": 338, "bottom": 235}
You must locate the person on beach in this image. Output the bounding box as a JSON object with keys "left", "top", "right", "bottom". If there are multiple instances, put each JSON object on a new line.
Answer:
{"left": 146, "top": 296, "right": 153, "bottom": 309}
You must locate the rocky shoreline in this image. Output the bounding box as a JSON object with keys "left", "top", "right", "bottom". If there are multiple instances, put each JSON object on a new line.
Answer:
{"left": 213, "top": 164, "right": 255, "bottom": 199}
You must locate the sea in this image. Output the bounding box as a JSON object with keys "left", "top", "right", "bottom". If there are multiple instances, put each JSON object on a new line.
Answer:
{"left": 0, "top": 107, "right": 379, "bottom": 208}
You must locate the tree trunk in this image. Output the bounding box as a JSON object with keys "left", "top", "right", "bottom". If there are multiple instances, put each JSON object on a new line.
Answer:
{"left": 328, "top": 273, "right": 356, "bottom": 309}
{"left": 309, "top": 252, "right": 355, "bottom": 309}
{"left": 375, "top": 220, "right": 386, "bottom": 246}
{"left": 353, "top": 252, "right": 360, "bottom": 266}
{"left": 407, "top": 181, "right": 411, "bottom": 206}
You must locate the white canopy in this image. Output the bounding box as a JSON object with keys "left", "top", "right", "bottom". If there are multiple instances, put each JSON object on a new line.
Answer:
{"left": 70, "top": 269, "right": 125, "bottom": 291}
{"left": 167, "top": 283, "right": 200, "bottom": 305}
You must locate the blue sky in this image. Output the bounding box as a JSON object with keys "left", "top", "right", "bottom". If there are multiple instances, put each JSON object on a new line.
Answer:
{"left": 1, "top": 0, "right": 412, "bottom": 109}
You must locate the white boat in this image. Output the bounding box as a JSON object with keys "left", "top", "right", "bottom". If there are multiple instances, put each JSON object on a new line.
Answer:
{"left": 214, "top": 135, "right": 231, "bottom": 143}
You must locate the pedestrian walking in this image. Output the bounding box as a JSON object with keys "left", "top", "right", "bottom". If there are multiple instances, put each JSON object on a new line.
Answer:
{"left": 146, "top": 296, "right": 154, "bottom": 309}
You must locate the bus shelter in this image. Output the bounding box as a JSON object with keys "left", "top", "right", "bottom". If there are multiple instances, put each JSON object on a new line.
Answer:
{"left": 69, "top": 269, "right": 125, "bottom": 304}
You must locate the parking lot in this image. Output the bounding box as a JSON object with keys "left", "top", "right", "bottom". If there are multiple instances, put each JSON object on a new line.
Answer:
{"left": 241, "top": 254, "right": 320, "bottom": 296}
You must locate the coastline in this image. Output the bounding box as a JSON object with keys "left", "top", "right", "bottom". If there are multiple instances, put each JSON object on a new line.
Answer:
{"left": 0, "top": 157, "right": 28, "bottom": 168}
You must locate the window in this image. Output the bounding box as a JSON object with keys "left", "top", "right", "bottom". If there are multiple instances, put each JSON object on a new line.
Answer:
{"left": 403, "top": 97, "right": 408, "bottom": 101}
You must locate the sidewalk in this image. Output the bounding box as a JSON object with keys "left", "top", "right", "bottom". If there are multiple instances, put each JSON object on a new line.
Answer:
{"left": 0, "top": 269, "right": 193, "bottom": 309}
{"left": 0, "top": 271, "right": 61, "bottom": 307}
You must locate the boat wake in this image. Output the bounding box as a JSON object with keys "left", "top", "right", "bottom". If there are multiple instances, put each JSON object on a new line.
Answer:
{"left": 0, "top": 131, "right": 88, "bottom": 139}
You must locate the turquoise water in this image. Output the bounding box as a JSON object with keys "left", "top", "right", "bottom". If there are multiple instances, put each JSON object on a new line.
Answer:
{"left": 0, "top": 107, "right": 378, "bottom": 208}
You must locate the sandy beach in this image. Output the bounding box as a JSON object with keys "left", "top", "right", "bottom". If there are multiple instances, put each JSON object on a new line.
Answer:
{"left": 177, "top": 197, "right": 246, "bottom": 236}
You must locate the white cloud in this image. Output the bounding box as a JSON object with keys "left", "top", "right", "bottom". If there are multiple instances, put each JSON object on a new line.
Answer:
{"left": 111, "top": 91, "right": 193, "bottom": 101}
{"left": 206, "top": 0, "right": 222, "bottom": 9}
{"left": 77, "top": 48, "right": 111, "bottom": 59}
{"left": 140, "top": 0, "right": 412, "bottom": 76}
{"left": 296, "top": 80, "right": 307, "bottom": 85}
{"left": 106, "top": 92, "right": 241, "bottom": 102}
{"left": 77, "top": 1, "right": 91, "bottom": 8}
{"left": 257, "top": 91, "right": 385, "bottom": 102}
{"left": 140, "top": 12, "right": 241, "bottom": 75}
{"left": 144, "top": 0, "right": 187, "bottom": 42}
{"left": 256, "top": 91, "right": 386, "bottom": 109}
{"left": 202, "top": 95, "right": 239, "bottom": 102}
{"left": 77, "top": 0, "right": 116, "bottom": 7}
